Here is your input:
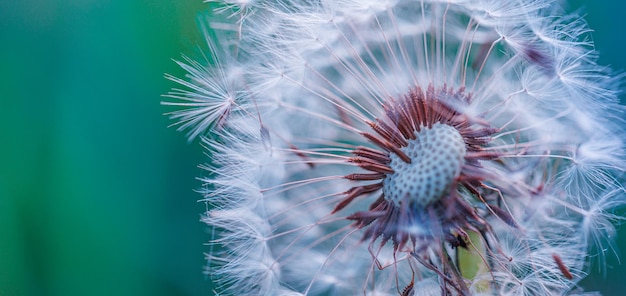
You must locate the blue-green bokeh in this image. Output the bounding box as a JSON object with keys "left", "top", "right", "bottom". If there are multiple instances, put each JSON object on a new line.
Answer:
{"left": 0, "top": 1, "right": 624, "bottom": 295}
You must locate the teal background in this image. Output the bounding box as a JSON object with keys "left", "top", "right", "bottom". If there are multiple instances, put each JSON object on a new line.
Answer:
{"left": 0, "top": 1, "right": 624, "bottom": 295}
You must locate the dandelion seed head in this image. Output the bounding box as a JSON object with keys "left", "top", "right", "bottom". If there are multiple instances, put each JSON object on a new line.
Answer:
{"left": 166, "top": 0, "right": 626, "bottom": 295}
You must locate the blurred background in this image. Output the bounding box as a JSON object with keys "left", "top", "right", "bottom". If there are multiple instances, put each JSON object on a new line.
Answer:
{"left": 0, "top": 1, "right": 624, "bottom": 295}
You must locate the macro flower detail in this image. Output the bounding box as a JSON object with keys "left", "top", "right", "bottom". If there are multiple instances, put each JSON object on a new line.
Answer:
{"left": 166, "top": 0, "right": 626, "bottom": 295}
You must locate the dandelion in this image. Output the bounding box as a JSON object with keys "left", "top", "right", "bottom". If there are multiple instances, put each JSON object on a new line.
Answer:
{"left": 165, "top": 0, "right": 626, "bottom": 295}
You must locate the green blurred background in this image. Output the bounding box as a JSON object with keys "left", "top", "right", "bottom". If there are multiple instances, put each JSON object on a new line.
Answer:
{"left": 0, "top": 1, "right": 624, "bottom": 295}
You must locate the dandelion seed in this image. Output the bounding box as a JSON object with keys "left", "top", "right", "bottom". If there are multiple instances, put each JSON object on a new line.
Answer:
{"left": 166, "top": 0, "right": 626, "bottom": 295}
